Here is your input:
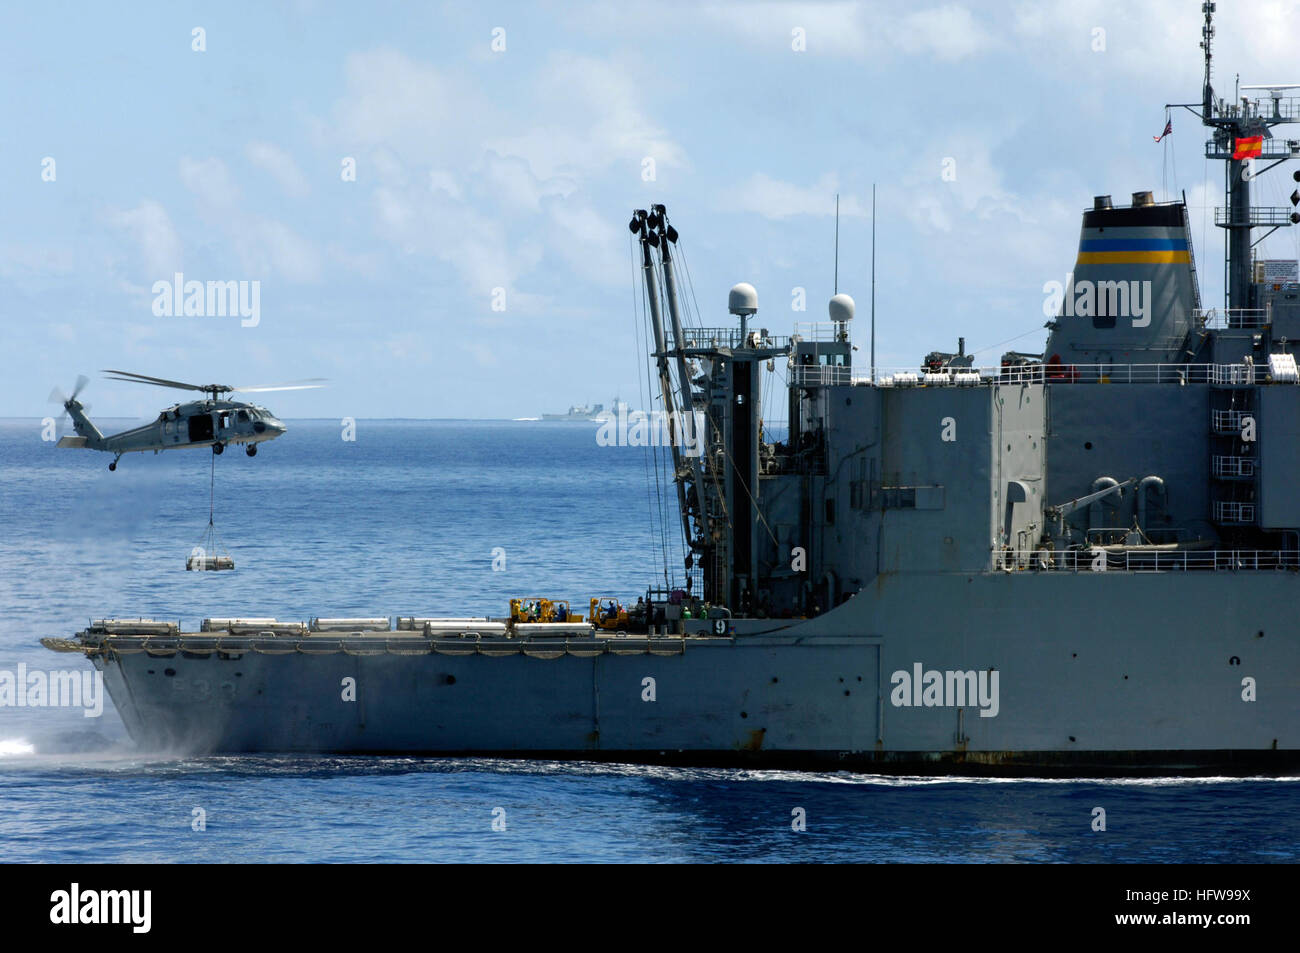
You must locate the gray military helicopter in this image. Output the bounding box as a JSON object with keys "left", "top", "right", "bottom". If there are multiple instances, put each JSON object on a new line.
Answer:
{"left": 51, "top": 370, "right": 324, "bottom": 470}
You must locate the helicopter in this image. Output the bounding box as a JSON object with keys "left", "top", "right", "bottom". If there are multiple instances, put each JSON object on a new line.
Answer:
{"left": 51, "top": 370, "right": 324, "bottom": 470}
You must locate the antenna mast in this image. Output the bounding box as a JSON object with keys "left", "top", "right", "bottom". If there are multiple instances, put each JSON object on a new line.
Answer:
{"left": 870, "top": 183, "right": 876, "bottom": 383}
{"left": 1197, "top": 1, "right": 1300, "bottom": 313}
{"left": 833, "top": 194, "right": 840, "bottom": 295}
{"left": 1201, "top": 1, "right": 1214, "bottom": 117}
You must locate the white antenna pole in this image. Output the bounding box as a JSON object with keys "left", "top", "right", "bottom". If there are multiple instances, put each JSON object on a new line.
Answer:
{"left": 871, "top": 183, "right": 876, "bottom": 383}
{"left": 834, "top": 194, "right": 840, "bottom": 295}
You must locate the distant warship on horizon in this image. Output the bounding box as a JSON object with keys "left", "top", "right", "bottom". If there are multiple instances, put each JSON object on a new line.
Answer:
{"left": 539, "top": 398, "right": 628, "bottom": 422}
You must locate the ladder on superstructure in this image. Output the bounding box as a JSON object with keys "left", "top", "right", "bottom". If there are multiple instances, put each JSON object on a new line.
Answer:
{"left": 1182, "top": 194, "right": 1204, "bottom": 313}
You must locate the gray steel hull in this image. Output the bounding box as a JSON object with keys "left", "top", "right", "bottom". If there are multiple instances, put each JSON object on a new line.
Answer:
{"left": 93, "top": 572, "right": 1300, "bottom": 773}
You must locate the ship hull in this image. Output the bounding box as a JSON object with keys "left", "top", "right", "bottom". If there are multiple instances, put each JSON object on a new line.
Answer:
{"left": 90, "top": 572, "right": 1300, "bottom": 773}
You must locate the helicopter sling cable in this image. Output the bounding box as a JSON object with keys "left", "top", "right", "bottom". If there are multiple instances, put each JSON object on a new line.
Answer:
{"left": 187, "top": 447, "right": 235, "bottom": 571}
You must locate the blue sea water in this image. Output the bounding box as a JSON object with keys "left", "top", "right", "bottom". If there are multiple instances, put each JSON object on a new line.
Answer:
{"left": 0, "top": 418, "right": 1296, "bottom": 863}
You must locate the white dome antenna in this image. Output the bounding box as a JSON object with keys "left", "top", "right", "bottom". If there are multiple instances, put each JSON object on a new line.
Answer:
{"left": 729, "top": 282, "right": 758, "bottom": 316}
{"left": 829, "top": 293, "right": 855, "bottom": 324}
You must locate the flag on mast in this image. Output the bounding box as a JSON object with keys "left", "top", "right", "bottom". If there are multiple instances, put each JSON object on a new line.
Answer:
{"left": 1233, "top": 135, "right": 1264, "bottom": 159}
{"left": 1153, "top": 118, "right": 1172, "bottom": 142}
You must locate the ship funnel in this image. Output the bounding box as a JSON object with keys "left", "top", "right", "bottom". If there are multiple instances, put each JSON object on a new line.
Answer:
{"left": 1044, "top": 194, "right": 1202, "bottom": 367}
{"left": 729, "top": 282, "right": 758, "bottom": 316}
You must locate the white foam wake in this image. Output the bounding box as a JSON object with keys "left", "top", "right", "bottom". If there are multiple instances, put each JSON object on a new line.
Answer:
{"left": 0, "top": 738, "right": 36, "bottom": 758}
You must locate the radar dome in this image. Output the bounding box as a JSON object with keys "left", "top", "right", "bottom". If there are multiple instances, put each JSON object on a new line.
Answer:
{"left": 728, "top": 282, "right": 758, "bottom": 316}
{"left": 829, "top": 293, "right": 855, "bottom": 323}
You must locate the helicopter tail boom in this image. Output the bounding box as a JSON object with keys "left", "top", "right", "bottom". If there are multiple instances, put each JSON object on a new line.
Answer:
{"left": 61, "top": 399, "right": 105, "bottom": 449}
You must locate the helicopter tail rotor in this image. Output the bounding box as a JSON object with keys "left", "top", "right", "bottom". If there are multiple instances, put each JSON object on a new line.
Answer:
{"left": 48, "top": 374, "right": 90, "bottom": 410}
{"left": 48, "top": 375, "right": 102, "bottom": 446}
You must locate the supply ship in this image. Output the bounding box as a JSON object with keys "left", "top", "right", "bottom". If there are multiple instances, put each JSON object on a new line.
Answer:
{"left": 46, "top": 6, "right": 1300, "bottom": 772}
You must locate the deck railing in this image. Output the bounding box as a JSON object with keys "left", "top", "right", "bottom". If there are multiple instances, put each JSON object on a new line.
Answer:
{"left": 674, "top": 327, "right": 792, "bottom": 351}
{"left": 1194, "top": 307, "right": 1271, "bottom": 329}
{"left": 859, "top": 363, "right": 1274, "bottom": 386}
{"left": 1003, "top": 548, "right": 1297, "bottom": 573}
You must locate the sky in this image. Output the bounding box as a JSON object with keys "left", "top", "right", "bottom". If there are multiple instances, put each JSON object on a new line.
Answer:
{"left": 4, "top": 0, "right": 1300, "bottom": 420}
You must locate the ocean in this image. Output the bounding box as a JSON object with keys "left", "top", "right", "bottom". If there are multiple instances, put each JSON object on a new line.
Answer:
{"left": 1, "top": 418, "right": 1296, "bottom": 863}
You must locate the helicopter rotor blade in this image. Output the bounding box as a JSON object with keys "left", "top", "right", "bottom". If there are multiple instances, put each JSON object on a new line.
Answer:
{"left": 231, "top": 378, "right": 328, "bottom": 393}
{"left": 102, "top": 369, "right": 212, "bottom": 392}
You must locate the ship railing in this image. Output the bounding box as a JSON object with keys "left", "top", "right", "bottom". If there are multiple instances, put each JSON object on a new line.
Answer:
{"left": 1215, "top": 206, "right": 1297, "bottom": 227}
{"left": 1213, "top": 501, "right": 1257, "bottom": 524}
{"left": 790, "top": 364, "right": 854, "bottom": 386}
{"left": 1195, "top": 307, "right": 1271, "bottom": 329}
{"left": 1212, "top": 96, "right": 1300, "bottom": 122}
{"left": 854, "top": 363, "right": 1270, "bottom": 386}
{"left": 674, "top": 327, "right": 792, "bottom": 351}
{"left": 1004, "top": 548, "right": 1299, "bottom": 573}
{"left": 792, "top": 321, "right": 851, "bottom": 343}
{"left": 1211, "top": 455, "right": 1257, "bottom": 479}
{"left": 1205, "top": 138, "right": 1300, "bottom": 160}
{"left": 1208, "top": 363, "right": 1267, "bottom": 385}
{"left": 1213, "top": 409, "right": 1253, "bottom": 434}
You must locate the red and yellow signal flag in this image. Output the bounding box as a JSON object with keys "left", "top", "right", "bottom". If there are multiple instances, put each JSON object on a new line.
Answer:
{"left": 1233, "top": 136, "right": 1264, "bottom": 160}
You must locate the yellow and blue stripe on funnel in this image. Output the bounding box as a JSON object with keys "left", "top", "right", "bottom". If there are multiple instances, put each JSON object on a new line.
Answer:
{"left": 1076, "top": 237, "right": 1191, "bottom": 265}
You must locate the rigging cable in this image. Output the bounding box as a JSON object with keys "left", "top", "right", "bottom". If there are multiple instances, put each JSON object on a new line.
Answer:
{"left": 654, "top": 249, "right": 685, "bottom": 588}
{"left": 967, "top": 324, "right": 1051, "bottom": 360}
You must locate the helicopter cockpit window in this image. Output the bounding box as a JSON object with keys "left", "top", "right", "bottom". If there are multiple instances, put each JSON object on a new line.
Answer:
{"left": 237, "top": 410, "right": 249, "bottom": 422}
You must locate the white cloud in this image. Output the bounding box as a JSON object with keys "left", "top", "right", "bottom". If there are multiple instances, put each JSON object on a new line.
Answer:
{"left": 178, "top": 157, "right": 241, "bottom": 210}
{"left": 1010, "top": 0, "right": 1300, "bottom": 80}
{"left": 702, "top": 1, "right": 997, "bottom": 61}
{"left": 369, "top": 185, "right": 539, "bottom": 294}
{"left": 179, "top": 156, "right": 321, "bottom": 281}
{"left": 483, "top": 52, "right": 687, "bottom": 180}
{"left": 428, "top": 169, "right": 462, "bottom": 200}
{"left": 326, "top": 243, "right": 386, "bottom": 279}
{"left": 722, "top": 172, "right": 865, "bottom": 219}
{"left": 547, "top": 199, "right": 623, "bottom": 286}
{"left": 334, "top": 48, "right": 461, "bottom": 153}
{"left": 324, "top": 47, "right": 682, "bottom": 295}
{"left": 246, "top": 219, "right": 322, "bottom": 282}
{"left": 330, "top": 48, "right": 487, "bottom": 174}
{"left": 701, "top": 1, "right": 868, "bottom": 57}
{"left": 104, "top": 200, "right": 183, "bottom": 275}
{"left": 898, "top": 4, "right": 998, "bottom": 61}
{"left": 481, "top": 153, "right": 575, "bottom": 211}
{"left": 246, "top": 142, "right": 310, "bottom": 197}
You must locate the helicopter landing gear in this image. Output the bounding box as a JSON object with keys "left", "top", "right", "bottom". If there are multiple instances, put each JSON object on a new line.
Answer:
{"left": 213, "top": 442, "right": 225, "bottom": 455}
{"left": 246, "top": 444, "right": 257, "bottom": 457}
{"left": 108, "top": 455, "right": 120, "bottom": 472}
